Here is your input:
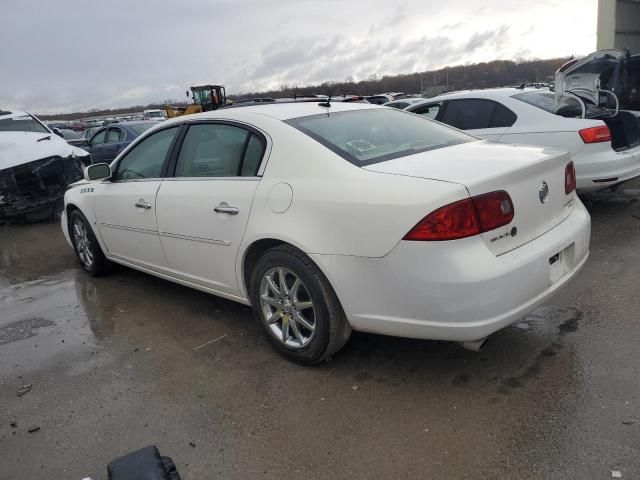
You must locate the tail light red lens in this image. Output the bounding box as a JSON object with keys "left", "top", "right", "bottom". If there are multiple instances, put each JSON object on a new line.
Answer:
{"left": 579, "top": 125, "right": 611, "bottom": 144}
{"left": 565, "top": 161, "right": 577, "bottom": 194}
{"left": 403, "top": 191, "right": 514, "bottom": 241}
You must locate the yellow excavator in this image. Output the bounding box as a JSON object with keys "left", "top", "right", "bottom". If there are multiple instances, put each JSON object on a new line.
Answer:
{"left": 165, "top": 85, "right": 227, "bottom": 118}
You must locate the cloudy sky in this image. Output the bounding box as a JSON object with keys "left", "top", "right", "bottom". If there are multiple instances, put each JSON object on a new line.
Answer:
{"left": 0, "top": 0, "right": 597, "bottom": 114}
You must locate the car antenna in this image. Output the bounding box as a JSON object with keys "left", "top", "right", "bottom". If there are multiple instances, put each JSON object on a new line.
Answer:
{"left": 318, "top": 95, "right": 332, "bottom": 107}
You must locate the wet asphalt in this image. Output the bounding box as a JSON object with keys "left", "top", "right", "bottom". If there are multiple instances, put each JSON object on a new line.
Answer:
{"left": 1, "top": 180, "right": 640, "bottom": 480}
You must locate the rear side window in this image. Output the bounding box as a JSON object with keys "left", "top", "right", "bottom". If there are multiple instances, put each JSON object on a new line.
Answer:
{"left": 441, "top": 99, "right": 516, "bottom": 130}
{"left": 286, "top": 108, "right": 473, "bottom": 166}
{"left": 91, "top": 129, "right": 107, "bottom": 145}
{"left": 174, "top": 124, "right": 265, "bottom": 177}
{"left": 491, "top": 103, "right": 517, "bottom": 127}
{"left": 106, "top": 128, "right": 124, "bottom": 143}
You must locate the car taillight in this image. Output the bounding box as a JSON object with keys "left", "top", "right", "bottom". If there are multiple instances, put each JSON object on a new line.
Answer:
{"left": 403, "top": 191, "right": 514, "bottom": 241}
{"left": 579, "top": 125, "right": 611, "bottom": 144}
{"left": 565, "top": 161, "right": 576, "bottom": 194}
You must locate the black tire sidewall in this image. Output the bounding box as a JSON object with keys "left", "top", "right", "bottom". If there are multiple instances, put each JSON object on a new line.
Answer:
{"left": 250, "top": 248, "right": 334, "bottom": 364}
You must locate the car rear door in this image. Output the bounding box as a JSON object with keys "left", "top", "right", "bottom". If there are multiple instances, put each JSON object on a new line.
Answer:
{"left": 94, "top": 125, "right": 181, "bottom": 271}
{"left": 439, "top": 98, "right": 516, "bottom": 141}
{"left": 155, "top": 121, "right": 267, "bottom": 296}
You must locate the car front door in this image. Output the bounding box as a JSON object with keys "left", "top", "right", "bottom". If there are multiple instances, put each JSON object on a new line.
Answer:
{"left": 94, "top": 126, "right": 181, "bottom": 271}
{"left": 439, "top": 99, "right": 517, "bottom": 141}
{"left": 155, "top": 122, "right": 266, "bottom": 296}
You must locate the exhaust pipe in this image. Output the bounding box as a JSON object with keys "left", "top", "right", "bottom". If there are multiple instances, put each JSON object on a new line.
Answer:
{"left": 459, "top": 337, "right": 488, "bottom": 352}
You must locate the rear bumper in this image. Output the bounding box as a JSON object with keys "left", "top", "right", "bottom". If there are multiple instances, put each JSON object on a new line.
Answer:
{"left": 311, "top": 200, "right": 590, "bottom": 342}
{"left": 576, "top": 146, "right": 640, "bottom": 191}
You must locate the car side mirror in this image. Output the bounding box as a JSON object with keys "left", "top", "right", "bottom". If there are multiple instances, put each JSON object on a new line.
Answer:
{"left": 52, "top": 127, "right": 63, "bottom": 137}
{"left": 84, "top": 163, "right": 111, "bottom": 181}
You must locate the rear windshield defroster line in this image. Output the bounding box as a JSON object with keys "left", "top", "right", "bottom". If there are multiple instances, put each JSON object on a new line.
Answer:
{"left": 285, "top": 108, "right": 474, "bottom": 167}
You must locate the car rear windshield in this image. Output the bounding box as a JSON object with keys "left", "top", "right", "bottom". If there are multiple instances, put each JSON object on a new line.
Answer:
{"left": 0, "top": 115, "right": 49, "bottom": 134}
{"left": 512, "top": 91, "right": 556, "bottom": 113}
{"left": 285, "top": 108, "right": 474, "bottom": 166}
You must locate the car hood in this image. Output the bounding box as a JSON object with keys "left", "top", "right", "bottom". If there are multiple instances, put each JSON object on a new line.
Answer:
{"left": 0, "top": 131, "right": 89, "bottom": 171}
{"left": 555, "top": 49, "right": 626, "bottom": 108}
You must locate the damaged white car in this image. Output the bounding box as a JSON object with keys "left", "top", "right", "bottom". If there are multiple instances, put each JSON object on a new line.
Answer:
{"left": 0, "top": 110, "right": 90, "bottom": 222}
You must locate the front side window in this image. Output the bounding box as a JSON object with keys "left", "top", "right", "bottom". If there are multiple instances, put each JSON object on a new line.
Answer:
{"left": 0, "top": 114, "right": 49, "bottom": 133}
{"left": 286, "top": 108, "right": 473, "bottom": 166}
{"left": 412, "top": 103, "right": 441, "bottom": 119}
{"left": 114, "top": 127, "right": 178, "bottom": 180}
{"left": 175, "top": 123, "right": 264, "bottom": 177}
{"left": 387, "top": 102, "right": 409, "bottom": 110}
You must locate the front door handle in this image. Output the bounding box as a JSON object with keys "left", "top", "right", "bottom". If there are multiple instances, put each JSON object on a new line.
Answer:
{"left": 214, "top": 203, "right": 239, "bottom": 215}
{"left": 135, "top": 199, "right": 152, "bottom": 209}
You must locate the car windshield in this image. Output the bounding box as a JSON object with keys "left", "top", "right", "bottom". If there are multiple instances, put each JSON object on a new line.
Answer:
{"left": 512, "top": 91, "right": 556, "bottom": 113}
{"left": 286, "top": 108, "right": 474, "bottom": 166}
{"left": 127, "top": 122, "right": 156, "bottom": 135}
{"left": 147, "top": 111, "right": 164, "bottom": 118}
{"left": 0, "top": 114, "right": 49, "bottom": 134}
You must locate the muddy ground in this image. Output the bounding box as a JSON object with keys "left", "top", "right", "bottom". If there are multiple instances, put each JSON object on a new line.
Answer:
{"left": 1, "top": 181, "right": 639, "bottom": 479}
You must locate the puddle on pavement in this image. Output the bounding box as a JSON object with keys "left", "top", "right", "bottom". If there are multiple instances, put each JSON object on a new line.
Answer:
{"left": 0, "top": 270, "right": 106, "bottom": 377}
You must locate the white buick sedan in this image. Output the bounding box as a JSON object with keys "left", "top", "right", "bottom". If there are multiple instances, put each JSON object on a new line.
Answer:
{"left": 62, "top": 102, "right": 590, "bottom": 364}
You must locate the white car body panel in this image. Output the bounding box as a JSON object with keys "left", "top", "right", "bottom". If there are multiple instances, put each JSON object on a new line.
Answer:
{"left": 409, "top": 88, "right": 640, "bottom": 191}
{"left": 156, "top": 177, "right": 260, "bottom": 295}
{"left": 93, "top": 180, "right": 168, "bottom": 270}
{"left": 63, "top": 102, "right": 591, "bottom": 344}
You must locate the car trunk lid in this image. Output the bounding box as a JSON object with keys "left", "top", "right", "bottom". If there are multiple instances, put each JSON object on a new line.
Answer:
{"left": 364, "top": 141, "right": 574, "bottom": 255}
{"left": 555, "top": 49, "right": 626, "bottom": 109}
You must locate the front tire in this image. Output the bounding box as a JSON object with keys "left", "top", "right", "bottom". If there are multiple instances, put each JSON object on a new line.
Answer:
{"left": 250, "top": 245, "right": 351, "bottom": 365}
{"left": 69, "top": 210, "right": 112, "bottom": 276}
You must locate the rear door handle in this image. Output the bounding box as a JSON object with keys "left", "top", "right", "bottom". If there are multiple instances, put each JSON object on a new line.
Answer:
{"left": 135, "top": 199, "right": 152, "bottom": 209}
{"left": 214, "top": 203, "right": 239, "bottom": 215}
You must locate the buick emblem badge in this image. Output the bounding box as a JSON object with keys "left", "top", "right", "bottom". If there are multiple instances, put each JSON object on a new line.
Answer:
{"left": 539, "top": 181, "right": 549, "bottom": 204}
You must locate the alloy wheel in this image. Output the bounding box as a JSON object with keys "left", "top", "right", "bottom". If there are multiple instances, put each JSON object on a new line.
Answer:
{"left": 72, "top": 219, "right": 94, "bottom": 269}
{"left": 259, "top": 267, "right": 316, "bottom": 348}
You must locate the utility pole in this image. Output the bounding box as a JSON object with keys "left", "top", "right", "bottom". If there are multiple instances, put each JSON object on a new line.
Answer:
{"left": 420, "top": 73, "right": 424, "bottom": 95}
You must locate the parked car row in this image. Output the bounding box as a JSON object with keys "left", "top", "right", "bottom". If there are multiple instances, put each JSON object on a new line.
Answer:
{"left": 5, "top": 48, "right": 638, "bottom": 364}
{"left": 388, "top": 50, "right": 640, "bottom": 192}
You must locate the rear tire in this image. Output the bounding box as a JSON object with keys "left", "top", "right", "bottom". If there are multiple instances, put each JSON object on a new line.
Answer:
{"left": 249, "top": 245, "right": 351, "bottom": 365}
{"left": 69, "top": 210, "right": 112, "bottom": 276}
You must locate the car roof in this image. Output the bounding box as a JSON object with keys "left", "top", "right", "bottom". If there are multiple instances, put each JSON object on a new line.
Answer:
{"left": 387, "top": 98, "right": 424, "bottom": 106}
{"left": 430, "top": 87, "right": 551, "bottom": 101}
{"left": 0, "top": 110, "right": 29, "bottom": 120}
{"left": 163, "top": 101, "right": 381, "bottom": 124}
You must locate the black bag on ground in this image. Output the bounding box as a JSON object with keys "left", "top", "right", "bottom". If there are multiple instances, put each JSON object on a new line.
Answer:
{"left": 107, "top": 445, "right": 181, "bottom": 480}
